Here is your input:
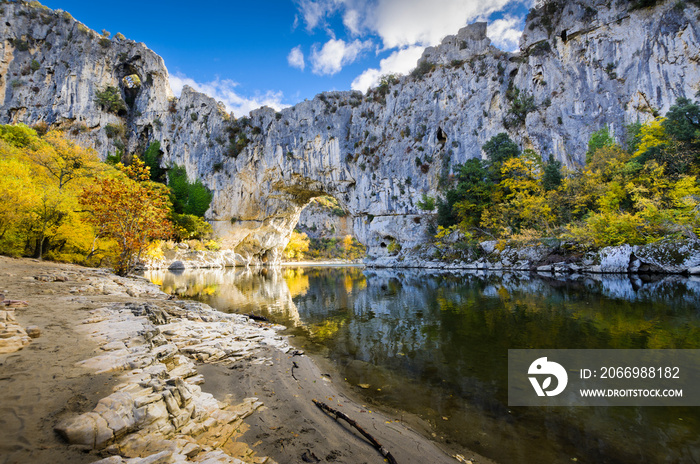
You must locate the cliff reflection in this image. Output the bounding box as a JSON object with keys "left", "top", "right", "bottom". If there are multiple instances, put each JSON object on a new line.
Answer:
{"left": 144, "top": 267, "right": 308, "bottom": 327}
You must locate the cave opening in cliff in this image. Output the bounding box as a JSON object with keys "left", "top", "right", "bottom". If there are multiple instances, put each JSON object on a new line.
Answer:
{"left": 437, "top": 127, "right": 447, "bottom": 145}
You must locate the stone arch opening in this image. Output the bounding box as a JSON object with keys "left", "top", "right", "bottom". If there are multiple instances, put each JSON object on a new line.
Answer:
{"left": 116, "top": 63, "right": 142, "bottom": 110}
{"left": 292, "top": 194, "right": 363, "bottom": 261}
{"left": 560, "top": 30, "right": 567, "bottom": 43}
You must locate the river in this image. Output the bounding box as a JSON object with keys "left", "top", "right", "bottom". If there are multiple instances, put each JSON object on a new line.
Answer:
{"left": 144, "top": 266, "right": 700, "bottom": 464}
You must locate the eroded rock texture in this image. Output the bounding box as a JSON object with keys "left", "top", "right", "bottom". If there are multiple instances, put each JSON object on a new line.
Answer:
{"left": 2, "top": 0, "right": 698, "bottom": 263}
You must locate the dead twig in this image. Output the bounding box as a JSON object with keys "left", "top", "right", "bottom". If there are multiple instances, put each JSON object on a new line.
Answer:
{"left": 312, "top": 399, "right": 398, "bottom": 464}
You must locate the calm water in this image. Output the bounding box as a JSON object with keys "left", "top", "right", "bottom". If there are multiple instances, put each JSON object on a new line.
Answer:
{"left": 144, "top": 266, "right": 700, "bottom": 464}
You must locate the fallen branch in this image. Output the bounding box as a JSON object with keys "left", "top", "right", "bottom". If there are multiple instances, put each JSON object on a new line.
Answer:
{"left": 244, "top": 313, "right": 270, "bottom": 322}
{"left": 312, "top": 399, "right": 398, "bottom": 464}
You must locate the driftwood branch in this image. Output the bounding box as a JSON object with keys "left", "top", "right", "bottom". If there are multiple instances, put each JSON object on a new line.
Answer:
{"left": 312, "top": 399, "right": 398, "bottom": 464}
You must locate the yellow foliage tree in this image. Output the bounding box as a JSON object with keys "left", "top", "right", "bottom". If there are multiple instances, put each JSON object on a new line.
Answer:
{"left": 634, "top": 118, "right": 668, "bottom": 159}
{"left": 0, "top": 155, "right": 39, "bottom": 253}
{"left": 29, "top": 130, "right": 102, "bottom": 188}
{"left": 0, "top": 125, "right": 104, "bottom": 259}
{"left": 481, "top": 153, "right": 555, "bottom": 236}
{"left": 283, "top": 230, "right": 310, "bottom": 260}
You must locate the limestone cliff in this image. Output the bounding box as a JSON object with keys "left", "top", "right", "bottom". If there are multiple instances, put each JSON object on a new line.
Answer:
{"left": 1, "top": 0, "right": 698, "bottom": 264}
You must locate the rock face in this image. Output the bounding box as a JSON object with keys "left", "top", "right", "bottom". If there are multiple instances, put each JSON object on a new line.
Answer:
{"left": 2, "top": 0, "right": 699, "bottom": 264}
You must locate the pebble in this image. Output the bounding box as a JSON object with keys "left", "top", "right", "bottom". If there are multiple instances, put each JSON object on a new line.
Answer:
{"left": 25, "top": 325, "right": 41, "bottom": 338}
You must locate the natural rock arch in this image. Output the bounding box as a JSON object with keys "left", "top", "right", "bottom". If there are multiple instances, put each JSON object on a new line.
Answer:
{"left": 1, "top": 1, "right": 698, "bottom": 265}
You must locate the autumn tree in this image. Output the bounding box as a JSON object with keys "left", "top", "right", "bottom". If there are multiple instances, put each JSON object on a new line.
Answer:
{"left": 0, "top": 154, "right": 38, "bottom": 247}
{"left": 80, "top": 158, "right": 172, "bottom": 275}
{"left": 25, "top": 130, "right": 101, "bottom": 258}
{"left": 0, "top": 125, "right": 103, "bottom": 259}
{"left": 29, "top": 130, "right": 101, "bottom": 188}
{"left": 283, "top": 230, "right": 310, "bottom": 260}
{"left": 481, "top": 149, "right": 556, "bottom": 237}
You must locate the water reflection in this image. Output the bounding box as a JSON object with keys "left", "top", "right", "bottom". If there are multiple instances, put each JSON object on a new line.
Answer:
{"left": 144, "top": 267, "right": 700, "bottom": 464}
{"left": 147, "top": 267, "right": 308, "bottom": 326}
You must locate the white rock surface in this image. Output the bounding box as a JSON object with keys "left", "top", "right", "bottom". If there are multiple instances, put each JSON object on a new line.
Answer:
{"left": 52, "top": 274, "right": 285, "bottom": 463}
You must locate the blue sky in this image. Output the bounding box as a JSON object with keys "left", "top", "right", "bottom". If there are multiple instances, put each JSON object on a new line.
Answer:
{"left": 42, "top": 0, "right": 533, "bottom": 116}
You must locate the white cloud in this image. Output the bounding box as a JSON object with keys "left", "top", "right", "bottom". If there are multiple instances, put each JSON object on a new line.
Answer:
{"left": 310, "top": 38, "right": 373, "bottom": 75}
{"left": 287, "top": 46, "right": 306, "bottom": 70}
{"left": 351, "top": 45, "right": 425, "bottom": 91}
{"left": 372, "top": 0, "right": 514, "bottom": 49}
{"left": 295, "top": 0, "right": 526, "bottom": 48}
{"left": 487, "top": 15, "right": 524, "bottom": 52}
{"left": 342, "top": 8, "right": 361, "bottom": 35}
{"left": 294, "top": 0, "right": 529, "bottom": 89}
{"left": 296, "top": 0, "right": 342, "bottom": 31}
{"left": 169, "top": 73, "right": 288, "bottom": 118}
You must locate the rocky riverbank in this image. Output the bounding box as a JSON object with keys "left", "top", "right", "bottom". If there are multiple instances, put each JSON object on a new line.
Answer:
{"left": 136, "top": 236, "right": 700, "bottom": 276}
{"left": 369, "top": 238, "right": 700, "bottom": 275}
{"left": 137, "top": 246, "right": 364, "bottom": 271}
{"left": 0, "top": 257, "right": 479, "bottom": 464}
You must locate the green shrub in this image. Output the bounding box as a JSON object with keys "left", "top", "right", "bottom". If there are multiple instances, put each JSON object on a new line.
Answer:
{"left": 417, "top": 193, "right": 436, "bottom": 211}
{"left": 106, "top": 151, "right": 122, "bottom": 165}
{"left": 411, "top": 60, "right": 436, "bottom": 79}
{"left": 225, "top": 134, "right": 249, "bottom": 157}
{"left": 171, "top": 213, "right": 213, "bottom": 241}
{"left": 586, "top": 126, "right": 615, "bottom": 163}
{"left": 504, "top": 85, "right": 536, "bottom": 128}
{"left": 94, "top": 86, "right": 127, "bottom": 115}
{"left": 387, "top": 240, "right": 402, "bottom": 255}
{"left": 30, "top": 59, "right": 40, "bottom": 72}
{"left": 142, "top": 141, "right": 166, "bottom": 182}
{"left": 168, "top": 165, "right": 213, "bottom": 217}
{"left": 12, "top": 39, "right": 29, "bottom": 52}
{"left": 530, "top": 41, "right": 551, "bottom": 56}
{"left": 605, "top": 63, "right": 617, "bottom": 79}
{"left": 104, "top": 123, "right": 125, "bottom": 139}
